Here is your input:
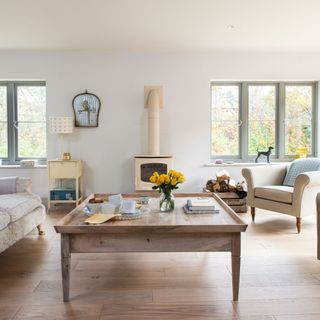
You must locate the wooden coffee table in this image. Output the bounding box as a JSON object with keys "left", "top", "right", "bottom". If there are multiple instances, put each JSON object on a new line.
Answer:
{"left": 54, "top": 193, "right": 247, "bottom": 302}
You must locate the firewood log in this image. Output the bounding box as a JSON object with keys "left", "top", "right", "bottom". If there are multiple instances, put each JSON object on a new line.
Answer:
{"left": 216, "top": 170, "right": 231, "bottom": 182}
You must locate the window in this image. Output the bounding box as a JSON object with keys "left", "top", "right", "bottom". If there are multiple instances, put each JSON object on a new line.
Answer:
{"left": 0, "top": 82, "right": 46, "bottom": 164}
{"left": 248, "top": 85, "right": 276, "bottom": 155}
{"left": 284, "top": 85, "right": 313, "bottom": 156}
{"left": 0, "top": 86, "right": 8, "bottom": 158}
{"left": 211, "top": 82, "right": 317, "bottom": 160}
{"left": 211, "top": 84, "right": 240, "bottom": 156}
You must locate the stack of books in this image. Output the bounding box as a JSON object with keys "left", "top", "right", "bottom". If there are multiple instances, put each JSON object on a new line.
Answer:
{"left": 183, "top": 198, "right": 219, "bottom": 214}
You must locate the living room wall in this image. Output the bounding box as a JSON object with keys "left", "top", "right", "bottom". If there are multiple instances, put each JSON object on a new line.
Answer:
{"left": 0, "top": 51, "right": 319, "bottom": 198}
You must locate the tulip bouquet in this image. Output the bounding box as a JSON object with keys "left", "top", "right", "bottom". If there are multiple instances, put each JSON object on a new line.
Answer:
{"left": 149, "top": 170, "right": 186, "bottom": 211}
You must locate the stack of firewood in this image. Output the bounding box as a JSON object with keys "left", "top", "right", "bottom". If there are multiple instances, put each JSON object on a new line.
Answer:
{"left": 205, "top": 170, "right": 245, "bottom": 194}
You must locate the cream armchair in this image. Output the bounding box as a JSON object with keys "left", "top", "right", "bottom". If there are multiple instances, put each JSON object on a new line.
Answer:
{"left": 242, "top": 164, "right": 320, "bottom": 233}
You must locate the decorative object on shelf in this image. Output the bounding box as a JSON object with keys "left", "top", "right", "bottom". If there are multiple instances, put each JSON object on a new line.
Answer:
{"left": 62, "top": 152, "right": 71, "bottom": 161}
{"left": 149, "top": 170, "right": 186, "bottom": 212}
{"left": 72, "top": 90, "right": 101, "bottom": 127}
{"left": 295, "top": 147, "right": 308, "bottom": 159}
{"left": 49, "top": 117, "right": 74, "bottom": 160}
{"left": 20, "top": 159, "right": 37, "bottom": 167}
{"left": 255, "top": 146, "right": 274, "bottom": 163}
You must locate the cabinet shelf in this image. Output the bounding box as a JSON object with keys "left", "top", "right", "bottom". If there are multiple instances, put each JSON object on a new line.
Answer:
{"left": 48, "top": 160, "right": 83, "bottom": 209}
{"left": 50, "top": 197, "right": 83, "bottom": 204}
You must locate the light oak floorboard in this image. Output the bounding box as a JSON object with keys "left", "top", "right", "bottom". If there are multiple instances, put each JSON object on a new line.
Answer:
{"left": 99, "top": 302, "right": 236, "bottom": 320}
{"left": 0, "top": 206, "right": 319, "bottom": 319}
{"left": 275, "top": 315, "right": 320, "bottom": 320}
{"left": 0, "top": 305, "right": 21, "bottom": 320}
{"left": 153, "top": 285, "right": 320, "bottom": 303}
{"left": 234, "top": 298, "right": 320, "bottom": 317}
{"left": 13, "top": 304, "right": 103, "bottom": 320}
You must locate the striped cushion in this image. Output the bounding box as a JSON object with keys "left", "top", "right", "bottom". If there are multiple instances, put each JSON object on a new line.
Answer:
{"left": 283, "top": 158, "right": 320, "bottom": 187}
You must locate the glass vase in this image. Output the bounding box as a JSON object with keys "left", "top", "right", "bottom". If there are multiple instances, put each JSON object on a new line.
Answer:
{"left": 159, "top": 190, "right": 174, "bottom": 212}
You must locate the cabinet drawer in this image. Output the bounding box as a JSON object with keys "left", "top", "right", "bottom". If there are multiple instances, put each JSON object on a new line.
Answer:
{"left": 49, "top": 162, "right": 80, "bottom": 178}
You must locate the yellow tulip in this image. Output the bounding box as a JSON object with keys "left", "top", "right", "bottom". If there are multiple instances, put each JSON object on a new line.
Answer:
{"left": 174, "top": 171, "right": 181, "bottom": 178}
{"left": 171, "top": 178, "right": 177, "bottom": 186}
{"left": 150, "top": 175, "right": 156, "bottom": 183}
{"left": 178, "top": 175, "right": 185, "bottom": 183}
{"left": 158, "top": 175, "right": 165, "bottom": 184}
{"left": 165, "top": 175, "right": 170, "bottom": 184}
{"left": 168, "top": 169, "right": 174, "bottom": 176}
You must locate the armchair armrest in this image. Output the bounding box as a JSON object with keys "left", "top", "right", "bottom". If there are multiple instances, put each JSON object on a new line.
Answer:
{"left": 295, "top": 171, "right": 320, "bottom": 188}
{"left": 293, "top": 171, "right": 320, "bottom": 217}
{"left": 242, "top": 164, "right": 287, "bottom": 205}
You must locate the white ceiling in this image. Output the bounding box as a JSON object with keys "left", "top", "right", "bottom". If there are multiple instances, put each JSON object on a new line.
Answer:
{"left": 1, "top": 0, "right": 320, "bottom": 52}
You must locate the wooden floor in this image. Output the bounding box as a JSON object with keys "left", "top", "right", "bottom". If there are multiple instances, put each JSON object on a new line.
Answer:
{"left": 0, "top": 207, "right": 319, "bottom": 320}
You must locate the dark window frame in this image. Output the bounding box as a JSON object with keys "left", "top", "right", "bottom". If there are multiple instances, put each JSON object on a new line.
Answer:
{"left": 0, "top": 81, "right": 46, "bottom": 165}
{"left": 210, "top": 81, "right": 318, "bottom": 161}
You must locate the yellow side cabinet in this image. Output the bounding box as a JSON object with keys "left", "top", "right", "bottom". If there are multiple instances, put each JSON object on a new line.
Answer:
{"left": 48, "top": 160, "right": 83, "bottom": 209}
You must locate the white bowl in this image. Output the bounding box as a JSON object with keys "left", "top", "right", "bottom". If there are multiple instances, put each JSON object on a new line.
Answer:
{"left": 86, "top": 203, "right": 101, "bottom": 214}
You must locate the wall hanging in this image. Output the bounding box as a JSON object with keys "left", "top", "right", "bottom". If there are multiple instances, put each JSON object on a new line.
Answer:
{"left": 72, "top": 90, "right": 101, "bottom": 127}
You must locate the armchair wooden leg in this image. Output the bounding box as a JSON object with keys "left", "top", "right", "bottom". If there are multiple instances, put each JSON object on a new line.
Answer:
{"left": 37, "top": 224, "right": 45, "bottom": 236}
{"left": 250, "top": 207, "right": 256, "bottom": 222}
{"left": 296, "top": 217, "right": 301, "bottom": 234}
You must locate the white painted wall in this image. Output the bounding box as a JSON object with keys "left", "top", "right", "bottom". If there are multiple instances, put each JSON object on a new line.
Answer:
{"left": 0, "top": 51, "right": 319, "bottom": 198}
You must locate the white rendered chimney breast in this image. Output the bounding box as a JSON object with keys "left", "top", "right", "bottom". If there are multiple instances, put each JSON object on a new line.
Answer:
{"left": 144, "top": 86, "right": 163, "bottom": 156}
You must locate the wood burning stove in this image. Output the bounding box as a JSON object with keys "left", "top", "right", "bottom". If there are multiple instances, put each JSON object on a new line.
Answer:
{"left": 134, "top": 86, "right": 173, "bottom": 191}
{"left": 135, "top": 155, "right": 173, "bottom": 191}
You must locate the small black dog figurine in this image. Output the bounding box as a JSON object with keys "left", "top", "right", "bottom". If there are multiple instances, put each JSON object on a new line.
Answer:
{"left": 255, "top": 146, "right": 274, "bottom": 163}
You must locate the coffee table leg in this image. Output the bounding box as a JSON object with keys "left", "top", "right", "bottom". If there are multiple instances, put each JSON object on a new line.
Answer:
{"left": 231, "top": 233, "right": 241, "bottom": 301}
{"left": 61, "top": 234, "right": 71, "bottom": 302}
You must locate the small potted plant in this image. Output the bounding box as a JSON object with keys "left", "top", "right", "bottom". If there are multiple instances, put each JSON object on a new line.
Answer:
{"left": 149, "top": 170, "right": 186, "bottom": 212}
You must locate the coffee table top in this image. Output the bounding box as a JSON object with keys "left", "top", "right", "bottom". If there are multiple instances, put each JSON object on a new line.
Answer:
{"left": 54, "top": 193, "right": 247, "bottom": 234}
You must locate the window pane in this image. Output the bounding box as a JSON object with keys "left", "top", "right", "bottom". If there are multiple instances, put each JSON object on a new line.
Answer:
{"left": 16, "top": 85, "right": 46, "bottom": 159}
{"left": 212, "top": 121, "right": 239, "bottom": 156}
{"left": 211, "top": 85, "right": 239, "bottom": 156}
{"left": 17, "top": 86, "right": 46, "bottom": 121}
{"left": 248, "top": 85, "right": 276, "bottom": 155}
{"left": 0, "top": 122, "right": 8, "bottom": 157}
{"left": 285, "top": 85, "right": 313, "bottom": 156}
{"left": 18, "top": 122, "right": 46, "bottom": 158}
{"left": 0, "top": 86, "right": 7, "bottom": 121}
{"left": 0, "top": 86, "right": 8, "bottom": 157}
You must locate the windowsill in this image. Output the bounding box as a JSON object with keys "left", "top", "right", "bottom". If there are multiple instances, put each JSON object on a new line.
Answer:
{"left": 204, "top": 161, "right": 291, "bottom": 167}
{"left": 0, "top": 165, "right": 47, "bottom": 169}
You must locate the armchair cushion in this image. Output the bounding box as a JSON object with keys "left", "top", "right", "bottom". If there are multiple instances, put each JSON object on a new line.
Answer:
{"left": 283, "top": 158, "right": 320, "bottom": 187}
{"left": 0, "top": 212, "right": 10, "bottom": 230}
{"left": 0, "top": 193, "right": 42, "bottom": 223}
{"left": 255, "top": 185, "right": 294, "bottom": 204}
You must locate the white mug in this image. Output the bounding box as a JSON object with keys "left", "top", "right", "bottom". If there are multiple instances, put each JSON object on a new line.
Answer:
{"left": 108, "top": 194, "right": 123, "bottom": 206}
{"left": 100, "top": 203, "right": 116, "bottom": 214}
{"left": 121, "top": 200, "right": 136, "bottom": 214}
